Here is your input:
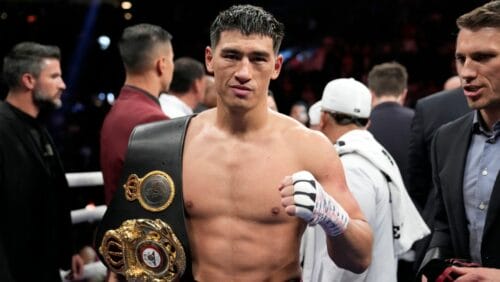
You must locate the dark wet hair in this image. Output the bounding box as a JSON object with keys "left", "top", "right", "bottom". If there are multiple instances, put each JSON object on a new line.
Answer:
{"left": 209, "top": 4, "right": 285, "bottom": 54}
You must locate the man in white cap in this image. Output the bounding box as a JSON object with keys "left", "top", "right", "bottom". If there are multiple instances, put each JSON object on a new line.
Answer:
{"left": 307, "top": 101, "right": 321, "bottom": 131}
{"left": 301, "top": 78, "right": 428, "bottom": 282}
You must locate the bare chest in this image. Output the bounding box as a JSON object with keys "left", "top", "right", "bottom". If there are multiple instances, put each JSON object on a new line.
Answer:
{"left": 182, "top": 138, "right": 297, "bottom": 222}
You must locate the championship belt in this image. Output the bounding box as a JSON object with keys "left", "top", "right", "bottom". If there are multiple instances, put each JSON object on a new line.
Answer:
{"left": 95, "top": 115, "right": 194, "bottom": 281}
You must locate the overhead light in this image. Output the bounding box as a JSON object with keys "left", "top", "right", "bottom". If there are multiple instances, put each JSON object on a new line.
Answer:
{"left": 106, "top": 93, "right": 115, "bottom": 105}
{"left": 121, "top": 1, "right": 132, "bottom": 10}
{"left": 98, "top": 92, "right": 106, "bottom": 101}
{"left": 97, "top": 35, "right": 111, "bottom": 50}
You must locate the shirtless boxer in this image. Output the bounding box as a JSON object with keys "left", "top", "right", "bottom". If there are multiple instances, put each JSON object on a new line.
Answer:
{"left": 181, "top": 4, "right": 373, "bottom": 281}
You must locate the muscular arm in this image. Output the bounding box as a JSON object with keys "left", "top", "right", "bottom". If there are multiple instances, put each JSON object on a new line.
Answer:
{"left": 280, "top": 131, "right": 372, "bottom": 273}
{"left": 320, "top": 154, "right": 372, "bottom": 273}
{"left": 327, "top": 210, "right": 373, "bottom": 273}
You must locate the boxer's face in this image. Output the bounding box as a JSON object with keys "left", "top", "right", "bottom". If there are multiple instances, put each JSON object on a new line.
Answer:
{"left": 205, "top": 30, "right": 283, "bottom": 111}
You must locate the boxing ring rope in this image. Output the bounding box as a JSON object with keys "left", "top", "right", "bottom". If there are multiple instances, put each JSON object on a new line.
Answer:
{"left": 71, "top": 204, "right": 107, "bottom": 224}
{"left": 66, "top": 171, "right": 105, "bottom": 188}
{"left": 66, "top": 171, "right": 107, "bottom": 224}
{"left": 62, "top": 171, "right": 108, "bottom": 281}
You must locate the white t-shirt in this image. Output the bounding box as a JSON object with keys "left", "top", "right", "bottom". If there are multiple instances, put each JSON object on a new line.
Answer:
{"left": 159, "top": 93, "right": 193, "bottom": 118}
{"left": 301, "top": 130, "right": 397, "bottom": 282}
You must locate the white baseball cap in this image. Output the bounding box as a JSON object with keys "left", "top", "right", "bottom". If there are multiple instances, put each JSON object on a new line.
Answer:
{"left": 308, "top": 101, "right": 322, "bottom": 126}
{"left": 320, "top": 78, "right": 371, "bottom": 119}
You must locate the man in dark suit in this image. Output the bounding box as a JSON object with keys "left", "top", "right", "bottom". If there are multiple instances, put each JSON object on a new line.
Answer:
{"left": 0, "top": 42, "right": 84, "bottom": 281}
{"left": 408, "top": 87, "right": 471, "bottom": 273}
{"left": 421, "top": 1, "right": 500, "bottom": 280}
{"left": 408, "top": 88, "right": 470, "bottom": 216}
{"left": 366, "top": 61, "right": 418, "bottom": 281}
{"left": 367, "top": 61, "right": 414, "bottom": 188}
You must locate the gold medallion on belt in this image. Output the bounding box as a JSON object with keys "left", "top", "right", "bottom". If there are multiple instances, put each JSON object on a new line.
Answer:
{"left": 123, "top": 170, "right": 176, "bottom": 212}
{"left": 99, "top": 171, "right": 185, "bottom": 281}
{"left": 99, "top": 218, "right": 186, "bottom": 281}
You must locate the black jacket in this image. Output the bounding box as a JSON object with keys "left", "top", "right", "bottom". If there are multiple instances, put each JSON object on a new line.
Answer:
{"left": 408, "top": 88, "right": 470, "bottom": 216}
{"left": 0, "top": 101, "right": 73, "bottom": 282}
{"left": 423, "top": 112, "right": 500, "bottom": 268}
{"left": 368, "top": 101, "right": 414, "bottom": 187}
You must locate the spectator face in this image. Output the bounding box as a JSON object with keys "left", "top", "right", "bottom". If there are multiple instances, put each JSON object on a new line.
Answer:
{"left": 33, "top": 58, "right": 66, "bottom": 109}
{"left": 455, "top": 27, "right": 500, "bottom": 112}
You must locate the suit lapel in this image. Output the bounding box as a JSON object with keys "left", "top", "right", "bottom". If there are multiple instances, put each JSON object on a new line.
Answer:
{"left": 441, "top": 114, "right": 474, "bottom": 249}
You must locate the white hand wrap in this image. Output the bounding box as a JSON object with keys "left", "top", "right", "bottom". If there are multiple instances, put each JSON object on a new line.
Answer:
{"left": 292, "top": 171, "right": 349, "bottom": 237}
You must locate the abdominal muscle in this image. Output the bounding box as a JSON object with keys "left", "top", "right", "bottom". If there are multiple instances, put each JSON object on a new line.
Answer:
{"left": 183, "top": 165, "right": 304, "bottom": 281}
{"left": 186, "top": 214, "right": 303, "bottom": 281}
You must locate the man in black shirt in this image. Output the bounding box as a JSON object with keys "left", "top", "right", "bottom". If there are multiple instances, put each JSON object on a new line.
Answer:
{"left": 0, "top": 42, "right": 84, "bottom": 282}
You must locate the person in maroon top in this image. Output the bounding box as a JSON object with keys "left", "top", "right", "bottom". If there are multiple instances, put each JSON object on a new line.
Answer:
{"left": 100, "top": 23, "right": 174, "bottom": 205}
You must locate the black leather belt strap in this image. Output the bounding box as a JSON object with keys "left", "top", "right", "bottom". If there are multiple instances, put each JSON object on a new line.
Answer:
{"left": 95, "top": 115, "right": 194, "bottom": 281}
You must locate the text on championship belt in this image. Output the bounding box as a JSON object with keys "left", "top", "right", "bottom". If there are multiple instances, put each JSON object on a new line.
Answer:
{"left": 99, "top": 218, "right": 186, "bottom": 281}
{"left": 124, "top": 170, "right": 175, "bottom": 212}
